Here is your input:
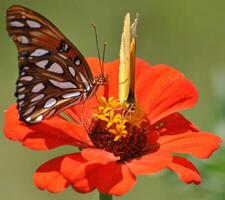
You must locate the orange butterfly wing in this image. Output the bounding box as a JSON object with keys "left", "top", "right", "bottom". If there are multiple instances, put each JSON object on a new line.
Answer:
{"left": 7, "top": 5, "right": 96, "bottom": 123}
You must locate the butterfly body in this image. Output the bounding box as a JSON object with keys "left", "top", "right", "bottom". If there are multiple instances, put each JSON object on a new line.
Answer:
{"left": 7, "top": 5, "right": 106, "bottom": 123}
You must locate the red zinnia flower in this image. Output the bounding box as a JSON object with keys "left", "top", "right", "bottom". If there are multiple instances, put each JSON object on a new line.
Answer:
{"left": 4, "top": 58, "right": 221, "bottom": 196}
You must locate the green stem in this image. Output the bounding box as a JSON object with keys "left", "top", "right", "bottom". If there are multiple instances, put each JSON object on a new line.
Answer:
{"left": 99, "top": 192, "right": 113, "bottom": 200}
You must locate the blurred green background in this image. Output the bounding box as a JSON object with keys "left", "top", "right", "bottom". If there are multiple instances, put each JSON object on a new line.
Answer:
{"left": 1, "top": 0, "right": 225, "bottom": 199}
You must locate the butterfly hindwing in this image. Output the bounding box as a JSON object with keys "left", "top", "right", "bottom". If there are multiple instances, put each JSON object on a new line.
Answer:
{"left": 7, "top": 5, "right": 95, "bottom": 123}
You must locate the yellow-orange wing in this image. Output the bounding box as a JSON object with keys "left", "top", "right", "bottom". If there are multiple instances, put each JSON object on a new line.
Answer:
{"left": 119, "top": 13, "right": 138, "bottom": 103}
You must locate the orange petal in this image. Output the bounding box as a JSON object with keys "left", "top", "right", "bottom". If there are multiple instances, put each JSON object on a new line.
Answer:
{"left": 33, "top": 155, "right": 70, "bottom": 192}
{"left": 86, "top": 57, "right": 119, "bottom": 99}
{"left": 4, "top": 104, "right": 93, "bottom": 150}
{"left": 135, "top": 58, "right": 153, "bottom": 79}
{"left": 86, "top": 57, "right": 102, "bottom": 77}
{"left": 61, "top": 153, "right": 99, "bottom": 193}
{"left": 81, "top": 148, "right": 120, "bottom": 163}
{"left": 152, "top": 113, "right": 200, "bottom": 136}
{"left": 158, "top": 131, "right": 222, "bottom": 158}
{"left": 146, "top": 113, "right": 200, "bottom": 147}
{"left": 135, "top": 61, "right": 198, "bottom": 123}
{"left": 168, "top": 156, "right": 201, "bottom": 184}
{"left": 126, "top": 152, "right": 172, "bottom": 175}
{"left": 94, "top": 162, "right": 136, "bottom": 196}
{"left": 61, "top": 153, "right": 135, "bottom": 195}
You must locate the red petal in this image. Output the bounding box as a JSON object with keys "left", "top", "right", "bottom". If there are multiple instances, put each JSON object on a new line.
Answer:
{"left": 61, "top": 153, "right": 98, "bottom": 193}
{"left": 146, "top": 113, "right": 200, "bottom": 147}
{"left": 135, "top": 61, "right": 198, "bottom": 123}
{"left": 4, "top": 104, "right": 93, "bottom": 150}
{"left": 81, "top": 148, "right": 120, "bottom": 163}
{"left": 152, "top": 113, "right": 200, "bottom": 136}
{"left": 158, "top": 131, "right": 222, "bottom": 158}
{"left": 86, "top": 57, "right": 103, "bottom": 77}
{"left": 35, "top": 153, "right": 100, "bottom": 194}
{"left": 94, "top": 162, "right": 136, "bottom": 196}
{"left": 135, "top": 58, "right": 153, "bottom": 78}
{"left": 168, "top": 156, "right": 201, "bottom": 184}
{"left": 127, "top": 152, "right": 172, "bottom": 175}
{"left": 33, "top": 155, "right": 70, "bottom": 192}
{"left": 61, "top": 153, "right": 136, "bottom": 195}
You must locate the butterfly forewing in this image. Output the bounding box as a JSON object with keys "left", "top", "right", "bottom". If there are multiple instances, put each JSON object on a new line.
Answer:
{"left": 7, "top": 5, "right": 96, "bottom": 123}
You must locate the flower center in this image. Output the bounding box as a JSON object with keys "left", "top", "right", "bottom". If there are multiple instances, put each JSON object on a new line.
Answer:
{"left": 89, "top": 97, "right": 149, "bottom": 161}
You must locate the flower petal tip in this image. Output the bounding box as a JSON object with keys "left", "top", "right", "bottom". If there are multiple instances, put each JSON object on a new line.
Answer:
{"left": 168, "top": 156, "right": 201, "bottom": 185}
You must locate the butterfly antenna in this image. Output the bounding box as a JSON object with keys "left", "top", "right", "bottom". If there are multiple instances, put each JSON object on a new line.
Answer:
{"left": 91, "top": 24, "right": 103, "bottom": 75}
{"left": 101, "top": 42, "right": 107, "bottom": 76}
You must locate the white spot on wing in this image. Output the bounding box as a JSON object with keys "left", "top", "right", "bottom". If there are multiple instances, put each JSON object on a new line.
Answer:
{"left": 26, "top": 20, "right": 41, "bottom": 28}
{"left": 20, "top": 72, "right": 25, "bottom": 76}
{"left": 25, "top": 116, "right": 32, "bottom": 122}
{"left": 17, "top": 35, "right": 29, "bottom": 44}
{"left": 74, "top": 57, "right": 81, "bottom": 66}
{"left": 20, "top": 76, "right": 33, "bottom": 81}
{"left": 49, "top": 79, "right": 77, "bottom": 89}
{"left": 64, "top": 43, "right": 69, "bottom": 51}
{"left": 18, "top": 87, "right": 26, "bottom": 92}
{"left": 44, "top": 98, "right": 57, "bottom": 108}
{"left": 35, "top": 115, "right": 43, "bottom": 122}
{"left": 8, "top": 15, "right": 16, "bottom": 19}
{"left": 23, "top": 106, "right": 35, "bottom": 116}
{"left": 18, "top": 100, "right": 24, "bottom": 106}
{"left": 36, "top": 60, "right": 48, "bottom": 68}
{"left": 68, "top": 66, "right": 76, "bottom": 77}
{"left": 32, "top": 83, "right": 45, "bottom": 93}
{"left": 18, "top": 94, "right": 25, "bottom": 100}
{"left": 79, "top": 72, "right": 90, "bottom": 91}
{"left": 10, "top": 21, "right": 24, "bottom": 27}
{"left": 48, "top": 63, "right": 64, "bottom": 74}
{"left": 62, "top": 92, "right": 81, "bottom": 98}
{"left": 31, "top": 49, "right": 49, "bottom": 57}
{"left": 17, "top": 83, "right": 23, "bottom": 87}
{"left": 30, "top": 94, "right": 45, "bottom": 102}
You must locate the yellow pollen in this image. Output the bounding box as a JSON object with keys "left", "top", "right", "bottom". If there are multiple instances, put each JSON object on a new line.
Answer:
{"left": 93, "top": 97, "right": 146, "bottom": 141}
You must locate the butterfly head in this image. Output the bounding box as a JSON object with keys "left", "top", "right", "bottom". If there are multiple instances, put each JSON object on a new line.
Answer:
{"left": 94, "top": 74, "right": 108, "bottom": 86}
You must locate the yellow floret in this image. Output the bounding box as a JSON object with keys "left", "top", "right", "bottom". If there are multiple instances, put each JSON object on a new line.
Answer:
{"left": 93, "top": 97, "right": 146, "bottom": 141}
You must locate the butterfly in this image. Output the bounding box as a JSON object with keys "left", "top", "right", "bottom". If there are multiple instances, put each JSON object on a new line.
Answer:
{"left": 6, "top": 5, "right": 107, "bottom": 124}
